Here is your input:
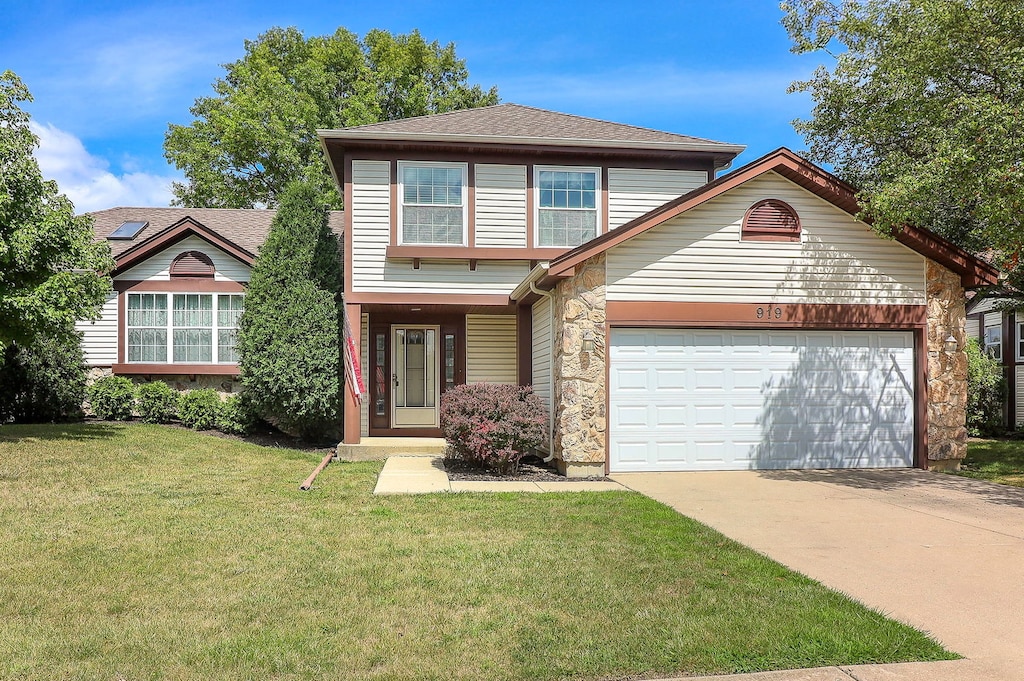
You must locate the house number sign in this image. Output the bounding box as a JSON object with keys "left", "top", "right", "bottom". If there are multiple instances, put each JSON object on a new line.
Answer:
{"left": 756, "top": 305, "right": 783, "bottom": 319}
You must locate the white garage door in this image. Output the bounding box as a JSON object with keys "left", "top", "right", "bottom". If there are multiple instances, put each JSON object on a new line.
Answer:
{"left": 609, "top": 328, "right": 916, "bottom": 472}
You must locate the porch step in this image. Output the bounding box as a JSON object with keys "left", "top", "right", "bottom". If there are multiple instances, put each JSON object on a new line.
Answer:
{"left": 335, "top": 437, "right": 447, "bottom": 461}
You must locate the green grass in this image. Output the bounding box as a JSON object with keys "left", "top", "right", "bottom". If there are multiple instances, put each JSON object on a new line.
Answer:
{"left": 956, "top": 438, "right": 1024, "bottom": 487}
{"left": 0, "top": 423, "right": 953, "bottom": 680}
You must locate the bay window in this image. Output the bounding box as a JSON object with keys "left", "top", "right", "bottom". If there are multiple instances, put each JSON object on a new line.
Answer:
{"left": 536, "top": 166, "right": 599, "bottom": 247}
{"left": 127, "top": 293, "right": 243, "bottom": 364}
{"left": 399, "top": 162, "right": 467, "bottom": 245}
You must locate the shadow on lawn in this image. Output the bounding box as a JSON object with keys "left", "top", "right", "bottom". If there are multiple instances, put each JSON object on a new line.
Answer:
{"left": 0, "top": 420, "right": 128, "bottom": 443}
{"left": 759, "top": 468, "right": 1024, "bottom": 509}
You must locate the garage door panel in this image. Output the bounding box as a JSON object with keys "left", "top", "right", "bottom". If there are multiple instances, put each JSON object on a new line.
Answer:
{"left": 609, "top": 328, "right": 915, "bottom": 472}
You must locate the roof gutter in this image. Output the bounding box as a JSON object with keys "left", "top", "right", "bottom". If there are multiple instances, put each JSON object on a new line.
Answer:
{"left": 510, "top": 263, "right": 552, "bottom": 302}
{"left": 318, "top": 129, "right": 746, "bottom": 156}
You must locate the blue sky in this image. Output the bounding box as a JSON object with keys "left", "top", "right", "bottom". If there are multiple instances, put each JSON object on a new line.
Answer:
{"left": 3, "top": 0, "right": 825, "bottom": 212}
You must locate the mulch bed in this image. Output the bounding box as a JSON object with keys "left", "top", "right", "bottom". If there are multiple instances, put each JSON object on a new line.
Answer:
{"left": 443, "top": 455, "right": 608, "bottom": 482}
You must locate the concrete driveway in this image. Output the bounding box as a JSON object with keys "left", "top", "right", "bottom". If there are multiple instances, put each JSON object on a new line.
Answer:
{"left": 611, "top": 469, "right": 1024, "bottom": 681}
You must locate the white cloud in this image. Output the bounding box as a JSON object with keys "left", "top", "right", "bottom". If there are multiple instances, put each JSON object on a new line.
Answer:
{"left": 31, "top": 122, "right": 179, "bottom": 213}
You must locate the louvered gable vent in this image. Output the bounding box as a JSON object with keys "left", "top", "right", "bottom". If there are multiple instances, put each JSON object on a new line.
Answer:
{"left": 742, "top": 199, "right": 801, "bottom": 242}
{"left": 170, "top": 251, "right": 215, "bottom": 278}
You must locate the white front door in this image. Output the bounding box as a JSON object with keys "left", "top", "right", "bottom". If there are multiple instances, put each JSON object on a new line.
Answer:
{"left": 392, "top": 326, "right": 440, "bottom": 428}
{"left": 608, "top": 328, "right": 916, "bottom": 472}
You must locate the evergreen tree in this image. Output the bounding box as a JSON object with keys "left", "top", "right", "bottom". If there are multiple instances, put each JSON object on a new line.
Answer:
{"left": 237, "top": 181, "right": 342, "bottom": 439}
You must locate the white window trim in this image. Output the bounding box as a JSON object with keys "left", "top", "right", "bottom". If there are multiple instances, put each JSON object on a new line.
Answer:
{"left": 396, "top": 160, "right": 469, "bottom": 247}
{"left": 126, "top": 292, "right": 243, "bottom": 364}
{"left": 984, "top": 321, "right": 1002, "bottom": 361}
{"left": 533, "top": 165, "right": 602, "bottom": 248}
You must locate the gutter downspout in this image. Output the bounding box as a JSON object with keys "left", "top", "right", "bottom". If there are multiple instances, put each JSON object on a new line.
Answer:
{"left": 529, "top": 280, "right": 556, "bottom": 462}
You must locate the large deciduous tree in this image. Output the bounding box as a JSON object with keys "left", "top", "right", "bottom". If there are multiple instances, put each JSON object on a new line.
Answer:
{"left": 0, "top": 70, "right": 112, "bottom": 356}
{"left": 164, "top": 27, "right": 499, "bottom": 209}
{"left": 783, "top": 0, "right": 1024, "bottom": 286}
{"left": 237, "top": 180, "right": 343, "bottom": 440}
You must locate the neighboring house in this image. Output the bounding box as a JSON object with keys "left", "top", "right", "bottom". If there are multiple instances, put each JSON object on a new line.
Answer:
{"left": 76, "top": 208, "right": 344, "bottom": 392}
{"left": 966, "top": 294, "right": 1022, "bottom": 428}
{"left": 319, "top": 103, "right": 998, "bottom": 474}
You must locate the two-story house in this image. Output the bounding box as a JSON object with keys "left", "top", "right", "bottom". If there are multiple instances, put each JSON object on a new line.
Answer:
{"left": 320, "top": 104, "right": 997, "bottom": 475}
{"left": 77, "top": 103, "right": 998, "bottom": 475}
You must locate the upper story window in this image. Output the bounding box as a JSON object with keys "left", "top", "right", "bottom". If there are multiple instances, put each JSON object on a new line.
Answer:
{"left": 399, "top": 162, "right": 467, "bottom": 245}
{"left": 536, "top": 166, "right": 599, "bottom": 248}
{"left": 742, "top": 199, "right": 801, "bottom": 242}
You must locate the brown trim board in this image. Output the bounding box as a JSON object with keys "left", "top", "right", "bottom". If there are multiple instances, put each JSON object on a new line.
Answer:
{"left": 113, "top": 363, "right": 240, "bottom": 376}
{"left": 113, "top": 219, "right": 254, "bottom": 275}
{"left": 385, "top": 245, "right": 567, "bottom": 261}
{"left": 606, "top": 301, "right": 928, "bottom": 328}
{"left": 114, "top": 280, "right": 247, "bottom": 293}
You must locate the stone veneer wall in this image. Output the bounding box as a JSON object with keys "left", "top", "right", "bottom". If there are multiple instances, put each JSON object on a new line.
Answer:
{"left": 550, "top": 253, "right": 607, "bottom": 477}
{"left": 926, "top": 260, "right": 969, "bottom": 470}
{"left": 84, "top": 368, "right": 242, "bottom": 415}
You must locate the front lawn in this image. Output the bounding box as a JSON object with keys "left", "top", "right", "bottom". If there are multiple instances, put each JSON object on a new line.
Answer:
{"left": 0, "top": 423, "right": 953, "bottom": 680}
{"left": 956, "top": 438, "right": 1024, "bottom": 487}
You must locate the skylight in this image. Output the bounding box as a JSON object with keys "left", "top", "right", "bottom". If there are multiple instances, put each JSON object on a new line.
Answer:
{"left": 108, "top": 221, "right": 148, "bottom": 240}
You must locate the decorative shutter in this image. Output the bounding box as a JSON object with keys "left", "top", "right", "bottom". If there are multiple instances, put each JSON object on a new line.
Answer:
{"left": 169, "top": 251, "right": 215, "bottom": 278}
{"left": 742, "top": 199, "right": 801, "bottom": 242}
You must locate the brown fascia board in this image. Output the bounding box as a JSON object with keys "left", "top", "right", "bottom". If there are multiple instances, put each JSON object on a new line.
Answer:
{"left": 545, "top": 147, "right": 999, "bottom": 288}
{"left": 319, "top": 137, "right": 738, "bottom": 184}
{"left": 112, "top": 217, "right": 255, "bottom": 276}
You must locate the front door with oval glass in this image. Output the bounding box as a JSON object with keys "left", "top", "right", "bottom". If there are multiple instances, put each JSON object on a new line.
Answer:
{"left": 392, "top": 326, "right": 440, "bottom": 428}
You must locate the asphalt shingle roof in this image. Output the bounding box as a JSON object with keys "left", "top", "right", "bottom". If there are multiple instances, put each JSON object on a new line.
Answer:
{"left": 327, "top": 103, "right": 738, "bottom": 149}
{"left": 88, "top": 207, "right": 345, "bottom": 259}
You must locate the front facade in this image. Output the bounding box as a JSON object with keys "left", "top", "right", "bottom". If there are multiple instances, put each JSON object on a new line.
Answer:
{"left": 322, "top": 104, "right": 998, "bottom": 474}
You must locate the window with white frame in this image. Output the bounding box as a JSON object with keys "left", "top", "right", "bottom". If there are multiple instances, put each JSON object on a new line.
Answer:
{"left": 536, "top": 166, "right": 599, "bottom": 247}
{"left": 984, "top": 322, "right": 1002, "bottom": 360}
{"left": 399, "top": 162, "right": 466, "bottom": 245}
{"left": 1016, "top": 319, "right": 1024, "bottom": 362}
{"left": 127, "top": 293, "right": 243, "bottom": 364}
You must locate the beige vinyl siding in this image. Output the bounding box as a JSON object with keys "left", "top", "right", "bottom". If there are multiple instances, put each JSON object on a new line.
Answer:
{"left": 475, "top": 164, "right": 527, "bottom": 247}
{"left": 965, "top": 314, "right": 980, "bottom": 342}
{"left": 115, "top": 235, "right": 251, "bottom": 282}
{"left": 360, "top": 313, "right": 369, "bottom": 438}
{"left": 351, "top": 160, "right": 392, "bottom": 293}
{"left": 607, "top": 172, "right": 927, "bottom": 305}
{"left": 969, "top": 297, "right": 999, "bottom": 316}
{"left": 76, "top": 292, "right": 118, "bottom": 366}
{"left": 375, "top": 258, "right": 532, "bottom": 295}
{"left": 352, "top": 159, "right": 531, "bottom": 295}
{"left": 466, "top": 315, "right": 517, "bottom": 384}
{"left": 531, "top": 296, "right": 552, "bottom": 410}
{"left": 607, "top": 168, "right": 707, "bottom": 230}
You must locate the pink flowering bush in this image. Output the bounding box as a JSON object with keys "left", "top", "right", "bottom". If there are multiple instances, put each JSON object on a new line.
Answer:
{"left": 440, "top": 383, "right": 548, "bottom": 476}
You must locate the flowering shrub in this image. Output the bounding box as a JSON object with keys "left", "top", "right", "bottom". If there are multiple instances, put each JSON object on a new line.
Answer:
{"left": 440, "top": 383, "right": 547, "bottom": 476}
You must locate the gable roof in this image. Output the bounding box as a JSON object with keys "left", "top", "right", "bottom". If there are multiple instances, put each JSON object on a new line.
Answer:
{"left": 544, "top": 147, "right": 999, "bottom": 289}
{"left": 318, "top": 103, "right": 745, "bottom": 156}
{"left": 89, "top": 207, "right": 345, "bottom": 275}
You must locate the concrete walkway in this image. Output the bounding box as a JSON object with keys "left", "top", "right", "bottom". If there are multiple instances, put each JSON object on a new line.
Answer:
{"left": 372, "top": 456, "right": 625, "bottom": 494}
{"left": 611, "top": 469, "right": 1024, "bottom": 681}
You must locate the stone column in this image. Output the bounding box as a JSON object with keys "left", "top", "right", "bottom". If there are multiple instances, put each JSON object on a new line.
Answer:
{"left": 926, "top": 260, "right": 968, "bottom": 470}
{"left": 551, "top": 254, "right": 607, "bottom": 477}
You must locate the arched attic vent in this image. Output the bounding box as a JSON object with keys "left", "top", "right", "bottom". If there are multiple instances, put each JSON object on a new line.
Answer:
{"left": 169, "top": 250, "right": 215, "bottom": 278}
{"left": 742, "top": 199, "right": 801, "bottom": 242}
